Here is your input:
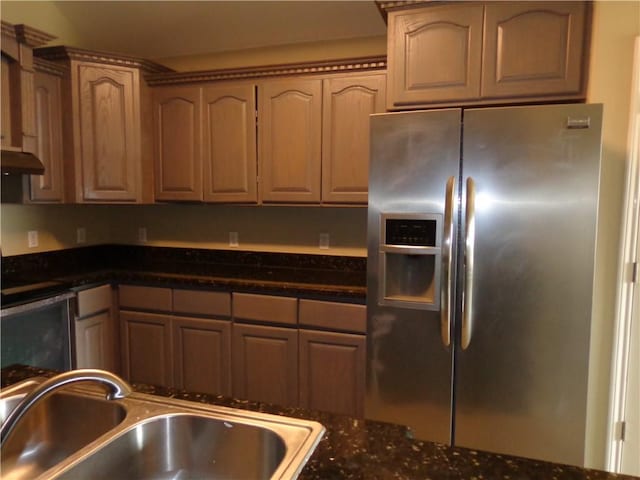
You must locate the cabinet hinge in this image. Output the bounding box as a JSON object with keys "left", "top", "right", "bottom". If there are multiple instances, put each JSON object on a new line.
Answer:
{"left": 632, "top": 262, "right": 638, "bottom": 283}
{"left": 616, "top": 421, "right": 627, "bottom": 441}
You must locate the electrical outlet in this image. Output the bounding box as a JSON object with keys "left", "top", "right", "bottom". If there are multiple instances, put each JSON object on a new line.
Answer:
{"left": 28, "top": 230, "right": 38, "bottom": 248}
{"left": 138, "top": 227, "right": 147, "bottom": 243}
{"left": 76, "top": 227, "right": 86, "bottom": 244}
{"left": 229, "top": 231, "right": 239, "bottom": 247}
{"left": 319, "top": 233, "right": 330, "bottom": 249}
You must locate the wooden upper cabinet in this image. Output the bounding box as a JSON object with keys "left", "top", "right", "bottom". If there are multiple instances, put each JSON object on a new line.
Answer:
{"left": 1, "top": 54, "right": 13, "bottom": 149}
{"left": 202, "top": 84, "right": 257, "bottom": 203}
{"left": 385, "top": 1, "right": 589, "bottom": 109}
{"left": 30, "top": 65, "right": 64, "bottom": 202}
{"left": 77, "top": 64, "right": 140, "bottom": 201}
{"left": 258, "top": 79, "right": 322, "bottom": 203}
{"left": 482, "top": 2, "right": 587, "bottom": 99}
{"left": 153, "top": 85, "right": 203, "bottom": 201}
{"left": 322, "top": 74, "right": 385, "bottom": 204}
{"left": 387, "top": 4, "right": 484, "bottom": 108}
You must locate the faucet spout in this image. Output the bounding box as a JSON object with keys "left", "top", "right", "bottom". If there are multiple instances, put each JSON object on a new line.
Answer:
{"left": 0, "top": 369, "right": 132, "bottom": 446}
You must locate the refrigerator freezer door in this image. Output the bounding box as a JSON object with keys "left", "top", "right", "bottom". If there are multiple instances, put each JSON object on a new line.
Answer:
{"left": 455, "top": 104, "right": 603, "bottom": 465}
{"left": 366, "top": 109, "right": 461, "bottom": 444}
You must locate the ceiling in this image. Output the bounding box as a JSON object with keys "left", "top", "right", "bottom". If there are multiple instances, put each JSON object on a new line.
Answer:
{"left": 3, "top": 1, "right": 387, "bottom": 59}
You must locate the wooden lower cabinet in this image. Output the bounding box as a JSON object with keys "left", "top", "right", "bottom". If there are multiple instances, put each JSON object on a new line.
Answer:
{"left": 120, "top": 310, "right": 173, "bottom": 387}
{"left": 232, "top": 323, "right": 298, "bottom": 407}
{"left": 173, "top": 316, "right": 232, "bottom": 396}
{"left": 75, "top": 284, "right": 116, "bottom": 372}
{"left": 299, "top": 329, "right": 366, "bottom": 417}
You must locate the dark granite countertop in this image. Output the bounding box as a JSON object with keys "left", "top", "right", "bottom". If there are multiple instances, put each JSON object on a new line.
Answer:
{"left": 2, "top": 366, "right": 636, "bottom": 480}
{"left": 1, "top": 245, "right": 367, "bottom": 305}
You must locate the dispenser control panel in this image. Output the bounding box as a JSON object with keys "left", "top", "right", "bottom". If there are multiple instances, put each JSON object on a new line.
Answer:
{"left": 385, "top": 219, "right": 437, "bottom": 247}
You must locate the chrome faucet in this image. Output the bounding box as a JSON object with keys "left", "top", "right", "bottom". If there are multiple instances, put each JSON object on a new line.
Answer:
{"left": 0, "top": 369, "right": 132, "bottom": 446}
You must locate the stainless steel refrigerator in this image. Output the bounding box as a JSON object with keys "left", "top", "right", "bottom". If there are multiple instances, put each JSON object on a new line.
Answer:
{"left": 366, "top": 103, "right": 602, "bottom": 467}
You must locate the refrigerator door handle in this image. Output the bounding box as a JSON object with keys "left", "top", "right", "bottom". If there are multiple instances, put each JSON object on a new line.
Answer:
{"left": 462, "top": 177, "right": 476, "bottom": 350}
{"left": 440, "top": 176, "right": 456, "bottom": 347}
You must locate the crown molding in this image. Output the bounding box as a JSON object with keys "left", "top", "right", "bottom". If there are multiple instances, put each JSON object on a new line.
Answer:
{"left": 145, "top": 55, "right": 387, "bottom": 86}
{"left": 34, "top": 46, "right": 174, "bottom": 74}
{"left": 34, "top": 57, "right": 67, "bottom": 76}
{"left": 1, "top": 21, "right": 56, "bottom": 47}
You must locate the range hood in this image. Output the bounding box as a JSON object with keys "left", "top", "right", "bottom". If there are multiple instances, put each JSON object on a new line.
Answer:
{"left": 1, "top": 149, "right": 45, "bottom": 175}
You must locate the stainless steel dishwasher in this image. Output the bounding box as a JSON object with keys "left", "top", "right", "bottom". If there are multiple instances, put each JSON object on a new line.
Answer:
{"left": 1, "top": 292, "right": 76, "bottom": 371}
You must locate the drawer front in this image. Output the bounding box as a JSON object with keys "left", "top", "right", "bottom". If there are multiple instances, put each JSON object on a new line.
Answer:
{"left": 77, "top": 284, "right": 112, "bottom": 318}
{"left": 173, "top": 289, "right": 231, "bottom": 317}
{"left": 299, "top": 299, "right": 366, "bottom": 333}
{"left": 119, "top": 285, "right": 172, "bottom": 312}
{"left": 233, "top": 293, "right": 298, "bottom": 325}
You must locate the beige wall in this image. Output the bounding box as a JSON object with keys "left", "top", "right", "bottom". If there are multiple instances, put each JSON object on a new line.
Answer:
{"left": 156, "top": 36, "right": 386, "bottom": 71}
{"left": 0, "top": 204, "right": 367, "bottom": 257}
{"left": 584, "top": 0, "right": 640, "bottom": 470}
{"left": 0, "top": 1, "right": 82, "bottom": 46}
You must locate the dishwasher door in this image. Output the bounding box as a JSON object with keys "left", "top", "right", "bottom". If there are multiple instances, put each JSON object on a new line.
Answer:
{"left": 1, "top": 292, "right": 75, "bottom": 371}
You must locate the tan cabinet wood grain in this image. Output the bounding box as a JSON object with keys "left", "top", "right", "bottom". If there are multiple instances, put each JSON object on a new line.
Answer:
{"left": 77, "top": 64, "right": 141, "bottom": 201}
{"left": 173, "top": 316, "right": 232, "bottom": 396}
{"left": 1, "top": 55, "right": 13, "bottom": 149}
{"left": 75, "top": 284, "right": 116, "bottom": 372}
{"left": 386, "top": 1, "right": 589, "bottom": 108}
{"left": 322, "top": 74, "right": 385, "bottom": 204}
{"left": 387, "top": 4, "right": 484, "bottom": 108}
{"left": 203, "top": 84, "right": 257, "bottom": 203}
{"left": 30, "top": 69, "right": 64, "bottom": 202}
{"left": 299, "top": 329, "right": 365, "bottom": 417}
{"left": 232, "top": 323, "right": 298, "bottom": 407}
{"left": 153, "top": 85, "right": 203, "bottom": 201}
{"left": 258, "top": 79, "right": 322, "bottom": 203}
{"left": 121, "top": 310, "right": 173, "bottom": 387}
{"left": 482, "top": 2, "right": 587, "bottom": 99}
{"left": 75, "top": 312, "right": 110, "bottom": 370}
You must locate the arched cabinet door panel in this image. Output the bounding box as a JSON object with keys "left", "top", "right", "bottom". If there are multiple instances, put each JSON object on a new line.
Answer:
{"left": 258, "top": 79, "right": 322, "bottom": 203}
{"left": 482, "top": 2, "right": 587, "bottom": 99}
{"left": 153, "top": 85, "right": 203, "bottom": 201}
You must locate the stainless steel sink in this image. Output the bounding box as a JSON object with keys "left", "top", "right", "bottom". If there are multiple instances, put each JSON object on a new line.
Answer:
{"left": 0, "top": 380, "right": 127, "bottom": 479}
{"left": 0, "top": 377, "right": 324, "bottom": 480}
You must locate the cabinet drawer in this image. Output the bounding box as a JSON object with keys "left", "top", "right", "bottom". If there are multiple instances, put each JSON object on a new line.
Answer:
{"left": 119, "top": 285, "right": 172, "bottom": 312}
{"left": 232, "top": 293, "right": 298, "bottom": 325}
{"left": 299, "top": 300, "right": 366, "bottom": 333}
{"left": 77, "top": 284, "right": 112, "bottom": 318}
{"left": 173, "top": 289, "right": 231, "bottom": 318}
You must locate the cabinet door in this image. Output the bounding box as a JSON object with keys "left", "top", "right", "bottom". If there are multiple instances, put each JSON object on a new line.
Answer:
{"left": 75, "top": 312, "right": 110, "bottom": 370}
{"left": 299, "top": 330, "right": 365, "bottom": 417}
{"left": 232, "top": 323, "right": 298, "bottom": 407}
{"left": 78, "top": 64, "right": 140, "bottom": 201}
{"left": 322, "top": 74, "right": 385, "bottom": 204}
{"left": 387, "top": 4, "right": 484, "bottom": 108}
{"left": 203, "top": 84, "right": 257, "bottom": 203}
{"left": 173, "top": 316, "right": 231, "bottom": 396}
{"left": 482, "top": 2, "right": 587, "bottom": 99}
{"left": 30, "top": 70, "right": 64, "bottom": 202}
{"left": 153, "top": 85, "right": 202, "bottom": 201}
{"left": 121, "top": 310, "right": 172, "bottom": 387}
{"left": 258, "top": 79, "right": 322, "bottom": 203}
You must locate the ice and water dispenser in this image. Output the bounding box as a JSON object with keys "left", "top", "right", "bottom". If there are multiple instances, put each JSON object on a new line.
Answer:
{"left": 378, "top": 214, "right": 441, "bottom": 310}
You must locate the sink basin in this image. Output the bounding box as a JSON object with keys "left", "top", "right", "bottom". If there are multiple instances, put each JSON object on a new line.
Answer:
{"left": 0, "top": 377, "right": 324, "bottom": 479}
{"left": 1, "top": 385, "right": 126, "bottom": 479}
{"left": 56, "top": 414, "right": 287, "bottom": 479}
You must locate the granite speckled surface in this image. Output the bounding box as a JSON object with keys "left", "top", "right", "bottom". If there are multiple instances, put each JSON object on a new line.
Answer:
{"left": 1, "top": 245, "right": 366, "bottom": 302}
{"left": 2, "top": 366, "right": 636, "bottom": 480}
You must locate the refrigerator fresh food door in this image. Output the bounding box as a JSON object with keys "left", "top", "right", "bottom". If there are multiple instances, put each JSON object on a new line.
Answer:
{"left": 455, "top": 104, "right": 603, "bottom": 465}
{"left": 366, "top": 109, "right": 461, "bottom": 444}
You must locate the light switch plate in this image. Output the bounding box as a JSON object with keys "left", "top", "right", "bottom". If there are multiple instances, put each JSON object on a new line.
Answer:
{"left": 138, "top": 227, "right": 147, "bottom": 243}
{"left": 319, "top": 233, "right": 330, "bottom": 249}
{"left": 28, "top": 230, "right": 38, "bottom": 248}
{"left": 229, "top": 232, "right": 239, "bottom": 247}
{"left": 76, "top": 227, "right": 86, "bottom": 244}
